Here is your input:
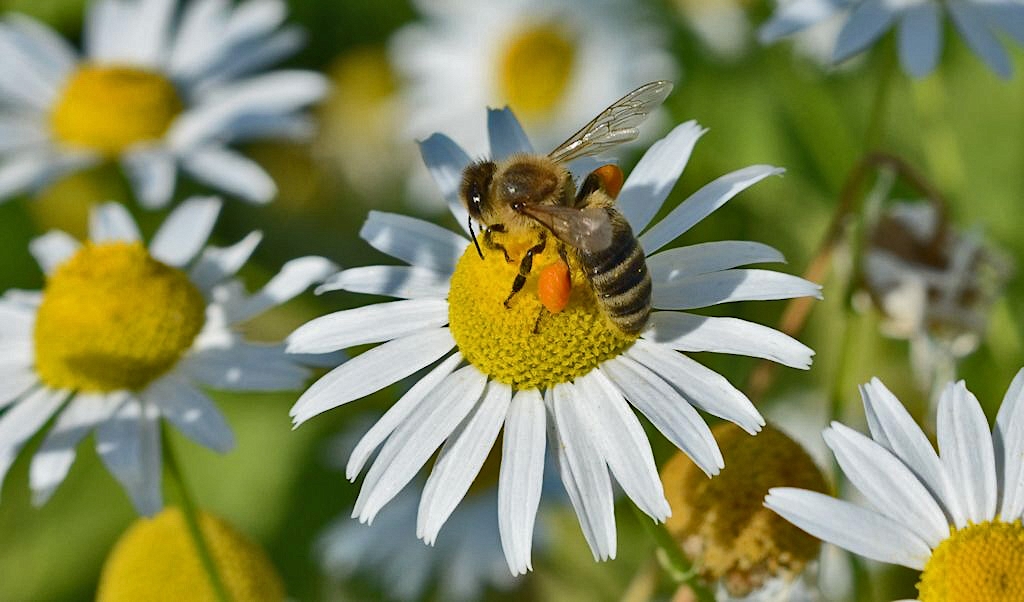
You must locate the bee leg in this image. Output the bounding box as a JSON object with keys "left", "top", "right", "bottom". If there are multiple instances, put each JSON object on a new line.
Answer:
{"left": 503, "top": 234, "right": 547, "bottom": 308}
{"left": 484, "top": 224, "right": 511, "bottom": 263}
{"left": 574, "top": 172, "right": 602, "bottom": 207}
{"left": 532, "top": 307, "right": 548, "bottom": 334}
{"left": 557, "top": 243, "right": 571, "bottom": 285}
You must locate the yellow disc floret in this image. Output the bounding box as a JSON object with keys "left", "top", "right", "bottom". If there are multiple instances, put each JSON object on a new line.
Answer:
{"left": 498, "top": 24, "right": 576, "bottom": 119}
{"left": 34, "top": 241, "right": 206, "bottom": 392}
{"left": 917, "top": 520, "right": 1024, "bottom": 602}
{"left": 97, "top": 507, "right": 286, "bottom": 602}
{"left": 662, "top": 423, "right": 828, "bottom": 596}
{"left": 51, "top": 64, "right": 183, "bottom": 156}
{"left": 448, "top": 238, "right": 635, "bottom": 390}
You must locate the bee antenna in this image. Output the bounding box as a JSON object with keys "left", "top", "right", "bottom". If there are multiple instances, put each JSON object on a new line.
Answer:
{"left": 468, "top": 216, "right": 484, "bottom": 260}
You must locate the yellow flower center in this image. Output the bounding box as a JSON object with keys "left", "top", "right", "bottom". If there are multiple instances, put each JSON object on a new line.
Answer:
{"left": 34, "top": 241, "right": 206, "bottom": 392}
{"left": 497, "top": 24, "right": 576, "bottom": 120}
{"left": 448, "top": 237, "right": 636, "bottom": 390}
{"left": 662, "top": 423, "right": 828, "bottom": 596}
{"left": 51, "top": 64, "right": 183, "bottom": 156}
{"left": 917, "top": 520, "right": 1024, "bottom": 602}
{"left": 97, "top": 507, "right": 286, "bottom": 602}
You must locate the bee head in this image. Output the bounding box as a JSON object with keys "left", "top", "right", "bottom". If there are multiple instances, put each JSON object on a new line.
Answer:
{"left": 461, "top": 160, "right": 497, "bottom": 220}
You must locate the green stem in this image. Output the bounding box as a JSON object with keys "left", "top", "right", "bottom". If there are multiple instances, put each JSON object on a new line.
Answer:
{"left": 163, "top": 427, "right": 232, "bottom": 602}
{"left": 864, "top": 38, "right": 898, "bottom": 151}
{"left": 629, "top": 505, "right": 715, "bottom": 602}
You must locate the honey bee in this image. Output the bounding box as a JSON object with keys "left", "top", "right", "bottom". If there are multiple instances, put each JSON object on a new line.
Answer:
{"left": 460, "top": 80, "right": 673, "bottom": 335}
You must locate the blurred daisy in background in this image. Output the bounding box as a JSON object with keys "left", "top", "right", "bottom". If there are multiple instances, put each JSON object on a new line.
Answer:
{"left": 759, "top": 0, "right": 1024, "bottom": 78}
{"left": 0, "top": 199, "right": 335, "bottom": 514}
{"left": 317, "top": 421, "right": 538, "bottom": 601}
{"left": 0, "top": 0, "right": 327, "bottom": 209}
{"left": 767, "top": 373, "right": 1024, "bottom": 601}
{"left": 674, "top": 0, "right": 754, "bottom": 61}
{"left": 859, "top": 199, "right": 1011, "bottom": 394}
{"left": 286, "top": 107, "right": 820, "bottom": 573}
{"left": 661, "top": 423, "right": 828, "bottom": 600}
{"left": 390, "top": 0, "right": 677, "bottom": 161}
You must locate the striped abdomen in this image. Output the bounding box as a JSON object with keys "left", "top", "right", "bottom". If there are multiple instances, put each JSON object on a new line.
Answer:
{"left": 578, "top": 210, "right": 651, "bottom": 335}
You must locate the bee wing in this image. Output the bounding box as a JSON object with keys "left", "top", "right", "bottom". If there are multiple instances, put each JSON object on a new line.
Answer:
{"left": 519, "top": 204, "right": 613, "bottom": 253}
{"left": 547, "top": 80, "right": 673, "bottom": 165}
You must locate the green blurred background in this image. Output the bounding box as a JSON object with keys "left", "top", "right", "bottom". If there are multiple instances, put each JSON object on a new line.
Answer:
{"left": 1, "top": 0, "right": 1023, "bottom": 600}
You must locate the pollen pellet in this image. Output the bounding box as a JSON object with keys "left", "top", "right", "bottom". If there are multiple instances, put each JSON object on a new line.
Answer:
{"left": 538, "top": 260, "right": 571, "bottom": 313}
{"left": 593, "top": 164, "right": 624, "bottom": 198}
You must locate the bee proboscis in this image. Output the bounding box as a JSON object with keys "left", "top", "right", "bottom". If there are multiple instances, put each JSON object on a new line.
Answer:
{"left": 460, "top": 80, "right": 673, "bottom": 335}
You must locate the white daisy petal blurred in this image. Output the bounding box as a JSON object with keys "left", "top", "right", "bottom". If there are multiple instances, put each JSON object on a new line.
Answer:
{"left": 769, "top": 373, "right": 1024, "bottom": 595}
{"left": 288, "top": 110, "right": 818, "bottom": 574}
{"left": 0, "top": 0, "right": 324, "bottom": 207}
{"left": 996, "top": 369, "right": 1024, "bottom": 521}
{"left": 761, "top": 0, "right": 1024, "bottom": 77}
{"left": 0, "top": 198, "right": 326, "bottom": 512}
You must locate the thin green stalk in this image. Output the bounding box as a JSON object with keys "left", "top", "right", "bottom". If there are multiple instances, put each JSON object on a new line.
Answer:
{"left": 163, "top": 428, "right": 231, "bottom": 602}
{"left": 629, "top": 505, "right": 714, "bottom": 602}
{"left": 864, "top": 38, "right": 898, "bottom": 151}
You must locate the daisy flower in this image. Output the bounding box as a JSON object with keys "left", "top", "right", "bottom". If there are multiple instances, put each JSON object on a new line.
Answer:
{"left": 766, "top": 373, "right": 1024, "bottom": 600}
{"left": 0, "top": 199, "right": 335, "bottom": 514}
{"left": 862, "top": 200, "right": 1010, "bottom": 391}
{"left": 389, "top": 0, "right": 677, "bottom": 158}
{"left": 759, "top": 0, "right": 1024, "bottom": 78}
{"left": 0, "top": 0, "right": 327, "bottom": 208}
{"left": 287, "top": 108, "right": 820, "bottom": 573}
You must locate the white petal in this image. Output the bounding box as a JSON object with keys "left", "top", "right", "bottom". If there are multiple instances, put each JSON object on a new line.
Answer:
{"left": 982, "top": 4, "right": 1024, "bottom": 46}
{"left": 122, "top": 147, "right": 177, "bottom": 209}
{"left": 417, "top": 380, "right": 510, "bottom": 544}
{"left": 0, "top": 23, "right": 64, "bottom": 104}
{"left": 225, "top": 255, "right": 337, "bottom": 323}
{"left": 168, "top": 0, "right": 230, "bottom": 78}
{"left": 29, "top": 230, "right": 79, "bottom": 275}
{"left": 315, "top": 265, "right": 451, "bottom": 299}
{"left": 765, "top": 488, "right": 931, "bottom": 570}
{"left": 758, "top": 0, "right": 844, "bottom": 42}
{"left": 644, "top": 312, "right": 814, "bottom": 369}
{"left": 551, "top": 382, "right": 617, "bottom": 561}
{"left": 200, "top": 27, "right": 305, "bottom": 86}
{"left": 639, "top": 165, "right": 784, "bottom": 254}
{"left": 0, "top": 153, "right": 56, "bottom": 200}
{"left": 353, "top": 365, "right": 486, "bottom": 523}
{"left": 182, "top": 338, "right": 308, "bottom": 391}
{"left": 89, "top": 202, "right": 141, "bottom": 243}
{"left": 4, "top": 15, "right": 76, "bottom": 81}
{"left": 361, "top": 211, "right": 468, "bottom": 274}
{"left": 833, "top": 0, "right": 899, "bottom": 64}
{"left": 647, "top": 241, "right": 786, "bottom": 283}
{"left": 29, "top": 393, "right": 118, "bottom": 505}
{"left": 85, "top": 0, "right": 133, "bottom": 63}
{"left": 346, "top": 353, "right": 463, "bottom": 480}
{"left": 824, "top": 423, "right": 948, "bottom": 548}
{"left": 189, "top": 231, "right": 263, "bottom": 293}
{"left": 487, "top": 107, "right": 533, "bottom": 160}
{"left": 145, "top": 374, "right": 234, "bottom": 452}
{"left": 898, "top": 2, "right": 942, "bottom": 78}
{"left": 223, "top": 0, "right": 287, "bottom": 45}
{"left": 287, "top": 299, "right": 449, "bottom": 354}
{"left": 95, "top": 397, "right": 163, "bottom": 516}
{"left": 0, "top": 116, "right": 48, "bottom": 154}
{"left": 290, "top": 328, "right": 456, "bottom": 426}
{"left": 626, "top": 339, "right": 764, "bottom": 434}
{"left": 996, "top": 369, "right": 1024, "bottom": 521}
{"left": 579, "top": 369, "right": 670, "bottom": 520}
{"left": 653, "top": 269, "right": 822, "bottom": 310}
{"left": 859, "top": 378, "right": 964, "bottom": 527}
{"left": 618, "top": 121, "right": 706, "bottom": 233}
{"left": 122, "top": 0, "right": 175, "bottom": 67}
{"left": 937, "top": 381, "right": 998, "bottom": 523}
{"left": 149, "top": 196, "right": 222, "bottom": 267}
{"left": 949, "top": 2, "right": 1012, "bottom": 78}
{"left": 170, "top": 71, "right": 327, "bottom": 150}
{"left": 0, "top": 368, "right": 36, "bottom": 409}
{"left": 0, "top": 387, "right": 67, "bottom": 498}
{"left": 418, "top": 134, "right": 472, "bottom": 235}
{"left": 181, "top": 146, "right": 277, "bottom": 204}
{"left": 498, "top": 388, "right": 546, "bottom": 576}
{"left": 601, "top": 354, "right": 724, "bottom": 475}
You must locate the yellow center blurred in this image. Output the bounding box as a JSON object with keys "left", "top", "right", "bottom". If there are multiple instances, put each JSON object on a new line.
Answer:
{"left": 917, "top": 520, "right": 1024, "bottom": 601}
{"left": 51, "top": 65, "right": 183, "bottom": 156}
{"left": 34, "top": 241, "right": 206, "bottom": 392}
{"left": 447, "top": 237, "right": 635, "bottom": 390}
{"left": 662, "top": 423, "right": 828, "bottom": 596}
{"left": 498, "top": 24, "right": 576, "bottom": 120}
{"left": 97, "top": 507, "right": 286, "bottom": 602}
